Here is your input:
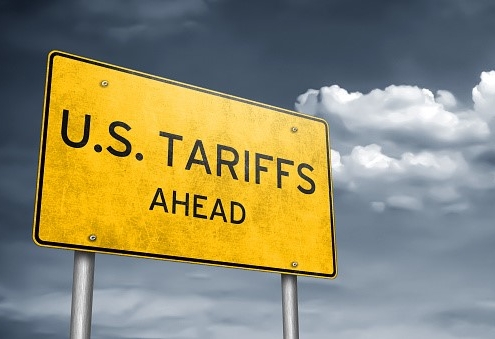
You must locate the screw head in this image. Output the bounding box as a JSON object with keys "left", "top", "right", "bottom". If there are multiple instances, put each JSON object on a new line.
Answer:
{"left": 291, "top": 262, "right": 298, "bottom": 267}
{"left": 100, "top": 80, "right": 109, "bottom": 87}
{"left": 89, "top": 234, "right": 97, "bottom": 241}
{"left": 291, "top": 126, "right": 298, "bottom": 133}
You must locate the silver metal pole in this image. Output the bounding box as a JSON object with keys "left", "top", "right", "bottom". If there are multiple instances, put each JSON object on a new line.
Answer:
{"left": 281, "top": 274, "right": 299, "bottom": 339}
{"left": 70, "top": 251, "right": 95, "bottom": 339}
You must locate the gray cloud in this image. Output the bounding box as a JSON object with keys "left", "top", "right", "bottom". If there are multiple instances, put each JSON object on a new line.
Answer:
{"left": 429, "top": 304, "right": 495, "bottom": 337}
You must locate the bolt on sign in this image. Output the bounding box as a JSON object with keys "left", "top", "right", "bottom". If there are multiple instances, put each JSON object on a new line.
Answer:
{"left": 33, "top": 51, "right": 337, "bottom": 278}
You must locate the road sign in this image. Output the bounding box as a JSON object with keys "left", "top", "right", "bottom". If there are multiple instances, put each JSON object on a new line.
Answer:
{"left": 33, "top": 51, "right": 336, "bottom": 278}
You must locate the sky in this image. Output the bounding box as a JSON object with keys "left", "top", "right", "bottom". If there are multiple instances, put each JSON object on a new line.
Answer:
{"left": 1, "top": 0, "right": 495, "bottom": 338}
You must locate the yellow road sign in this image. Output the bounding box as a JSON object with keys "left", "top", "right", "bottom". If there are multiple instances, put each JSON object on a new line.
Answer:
{"left": 33, "top": 51, "right": 336, "bottom": 278}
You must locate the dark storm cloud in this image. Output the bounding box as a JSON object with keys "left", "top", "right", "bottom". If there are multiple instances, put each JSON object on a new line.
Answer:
{"left": 204, "top": 0, "right": 495, "bottom": 104}
{"left": 0, "top": 0, "right": 60, "bottom": 14}
{"left": 3, "top": 0, "right": 495, "bottom": 107}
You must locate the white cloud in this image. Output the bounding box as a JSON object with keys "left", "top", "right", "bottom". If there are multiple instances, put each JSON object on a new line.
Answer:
{"left": 298, "top": 70, "right": 495, "bottom": 214}
{"left": 328, "top": 144, "right": 472, "bottom": 212}
{"left": 435, "top": 90, "right": 457, "bottom": 110}
{"left": 296, "top": 84, "right": 490, "bottom": 147}
{"left": 348, "top": 144, "right": 398, "bottom": 172}
{"left": 330, "top": 149, "right": 343, "bottom": 172}
{"left": 473, "top": 70, "right": 495, "bottom": 121}
{"left": 339, "top": 144, "right": 466, "bottom": 181}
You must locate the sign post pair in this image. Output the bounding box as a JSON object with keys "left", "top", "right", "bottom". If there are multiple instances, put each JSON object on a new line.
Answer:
{"left": 34, "top": 51, "right": 337, "bottom": 338}
{"left": 69, "top": 253, "right": 300, "bottom": 339}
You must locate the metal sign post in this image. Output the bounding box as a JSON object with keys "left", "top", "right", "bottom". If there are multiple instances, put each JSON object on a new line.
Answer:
{"left": 70, "top": 251, "right": 95, "bottom": 339}
{"left": 281, "top": 274, "right": 299, "bottom": 339}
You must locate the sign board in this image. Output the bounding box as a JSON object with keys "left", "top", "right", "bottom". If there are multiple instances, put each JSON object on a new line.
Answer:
{"left": 33, "top": 51, "right": 336, "bottom": 278}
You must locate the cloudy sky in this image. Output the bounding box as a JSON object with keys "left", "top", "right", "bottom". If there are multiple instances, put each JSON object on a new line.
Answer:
{"left": 2, "top": 0, "right": 495, "bottom": 338}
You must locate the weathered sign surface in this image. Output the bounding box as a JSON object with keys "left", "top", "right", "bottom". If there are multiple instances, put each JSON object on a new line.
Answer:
{"left": 33, "top": 51, "right": 337, "bottom": 278}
